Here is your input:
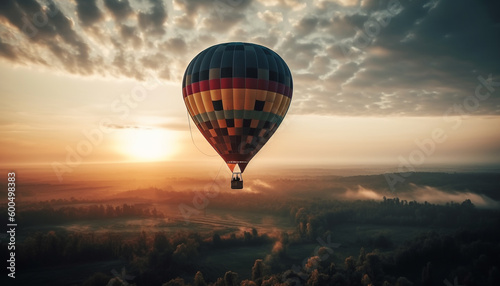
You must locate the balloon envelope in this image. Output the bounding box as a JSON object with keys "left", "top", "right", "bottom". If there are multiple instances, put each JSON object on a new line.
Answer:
{"left": 182, "top": 42, "right": 293, "bottom": 173}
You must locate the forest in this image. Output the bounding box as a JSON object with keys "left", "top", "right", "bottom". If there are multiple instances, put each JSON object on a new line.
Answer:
{"left": 1, "top": 188, "right": 499, "bottom": 286}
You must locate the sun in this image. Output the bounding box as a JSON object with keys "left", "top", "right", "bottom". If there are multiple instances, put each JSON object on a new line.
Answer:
{"left": 119, "top": 129, "right": 177, "bottom": 162}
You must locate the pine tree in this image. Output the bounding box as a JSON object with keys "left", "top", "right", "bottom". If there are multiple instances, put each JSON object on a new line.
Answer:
{"left": 224, "top": 271, "right": 239, "bottom": 286}
{"left": 252, "top": 259, "right": 264, "bottom": 281}
{"left": 194, "top": 271, "right": 207, "bottom": 286}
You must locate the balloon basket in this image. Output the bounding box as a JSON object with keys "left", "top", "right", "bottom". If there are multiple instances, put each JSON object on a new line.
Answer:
{"left": 231, "top": 172, "right": 243, "bottom": 189}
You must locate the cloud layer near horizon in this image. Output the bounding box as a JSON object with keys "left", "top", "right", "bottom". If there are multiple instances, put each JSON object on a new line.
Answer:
{"left": 1, "top": 0, "right": 500, "bottom": 116}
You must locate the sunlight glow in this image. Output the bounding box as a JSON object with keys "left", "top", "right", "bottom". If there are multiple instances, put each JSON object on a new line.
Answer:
{"left": 119, "top": 129, "right": 177, "bottom": 162}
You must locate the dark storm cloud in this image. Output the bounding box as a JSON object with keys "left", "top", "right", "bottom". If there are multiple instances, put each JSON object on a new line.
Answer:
{"left": 287, "top": 0, "right": 500, "bottom": 116}
{"left": 348, "top": 0, "right": 500, "bottom": 115}
{"left": 396, "top": 0, "right": 500, "bottom": 73}
{"left": 75, "top": 0, "right": 103, "bottom": 26}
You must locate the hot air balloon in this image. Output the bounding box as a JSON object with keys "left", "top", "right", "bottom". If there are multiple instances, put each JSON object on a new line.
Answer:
{"left": 182, "top": 42, "right": 293, "bottom": 189}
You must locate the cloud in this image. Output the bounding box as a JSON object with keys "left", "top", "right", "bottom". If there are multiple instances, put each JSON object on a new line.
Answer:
{"left": 284, "top": 0, "right": 500, "bottom": 116}
{"left": 0, "top": 0, "right": 182, "bottom": 81}
{"left": 344, "top": 185, "right": 381, "bottom": 200}
{"left": 103, "top": 0, "right": 133, "bottom": 21}
{"left": 119, "top": 24, "right": 142, "bottom": 48}
{"left": 400, "top": 184, "right": 499, "bottom": 209}
{"left": 173, "top": 0, "right": 214, "bottom": 15}
{"left": 159, "top": 37, "right": 187, "bottom": 54}
{"left": 0, "top": 41, "right": 16, "bottom": 60}
{"left": 251, "top": 179, "right": 272, "bottom": 189}
{"left": 293, "top": 15, "right": 319, "bottom": 36}
{"left": 257, "top": 0, "right": 306, "bottom": 10}
{"left": 103, "top": 119, "right": 188, "bottom": 131}
{"left": 343, "top": 184, "right": 499, "bottom": 208}
{"left": 329, "top": 0, "right": 360, "bottom": 7}
{"left": 279, "top": 32, "right": 322, "bottom": 70}
{"left": 75, "top": 0, "right": 103, "bottom": 27}
{"left": 173, "top": 0, "right": 253, "bottom": 34}
{"left": 200, "top": 10, "right": 247, "bottom": 33}
{"left": 325, "top": 14, "right": 367, "bottom": 40}
{"left": 0, "top": 1, "right": 96, "bottom": 74}
{"left": 172, "top": 14, "right": 195, "bottom": 30}
{"left": 102, "top": 124, "right": 147, "bottom": 130}
{"left": 138, "top": 0, "right": 167, "bottom": 35}
{"left": 257, "top": 10, "right": 283, "bottom": 25}
{"left": 0, "top": 0, "right": 499, "bottom": 116}
{"left": 140, "top": 52, "right": 169, "bottom": 70}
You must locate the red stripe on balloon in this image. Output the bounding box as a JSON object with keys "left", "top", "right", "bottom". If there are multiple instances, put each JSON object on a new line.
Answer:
{"left": 184, "top": 78, "right": 292, "bottom": 98}
{"left": 268, "top": 81, "right": 277, "bottom": 92}
{"left": 245, "top": 78, "right": 259, "bottom": 89}
{"left": 277, "top": 82, "right": 285, "bottom": 95}
{"left": 209, "top": 79, "right": 220, "bottom": 89}
{"left": 232, "top": 78, "right": 246, "bottom": 88}
{"left": 200, "top": 80, "right": 210, "bottom": 91}
{"left": 192, "top": 82, "right": 200, "bottom": 94}
{"left": 221, "top": 78, "right": 232, "bottom": 89}
{"left": 258, "top": 79, "right": 268, "bottom": 90}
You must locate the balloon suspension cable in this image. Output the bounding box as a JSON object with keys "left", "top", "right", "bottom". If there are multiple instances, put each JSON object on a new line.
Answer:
{"left": 204, "top": 160, "right": 225, "bottom": 216}
{"left": 186, "top": 110, "right": 218, "bottom": 157}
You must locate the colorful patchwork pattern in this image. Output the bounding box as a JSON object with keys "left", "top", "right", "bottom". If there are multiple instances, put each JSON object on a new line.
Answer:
{"left": 182, "top": 42, "right": 293, "bottom": 172}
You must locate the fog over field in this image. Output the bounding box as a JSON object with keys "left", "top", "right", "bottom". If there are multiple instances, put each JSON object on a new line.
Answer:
{"left": 1, "top": 163, "right": 499, "bottom": 285}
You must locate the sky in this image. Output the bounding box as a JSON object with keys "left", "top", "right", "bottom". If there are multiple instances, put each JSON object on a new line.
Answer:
{"left": 1, "top": 0, "right": 500, "bottom": 183}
